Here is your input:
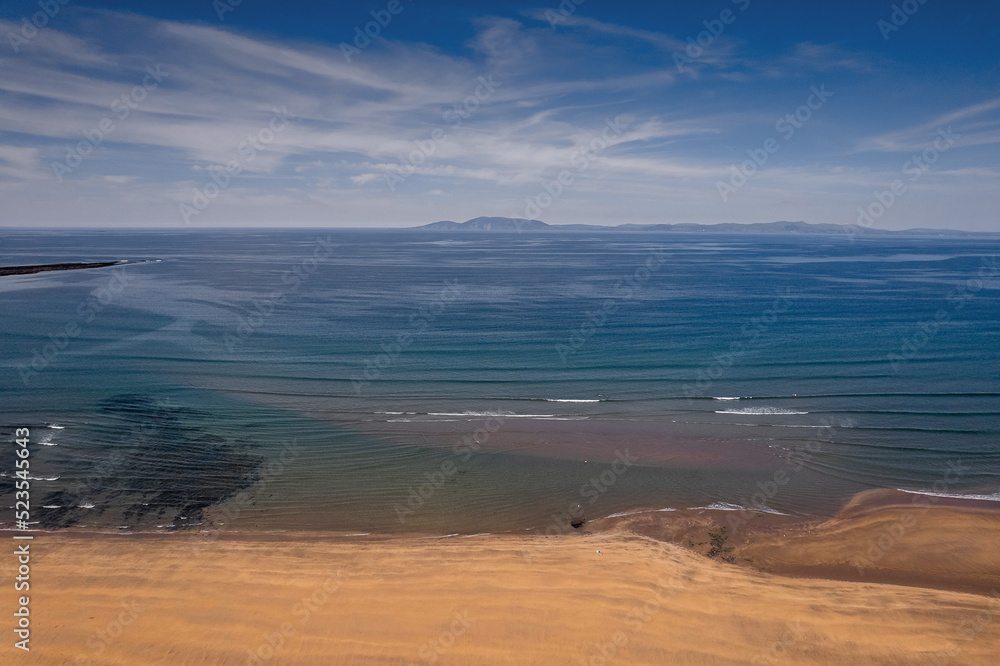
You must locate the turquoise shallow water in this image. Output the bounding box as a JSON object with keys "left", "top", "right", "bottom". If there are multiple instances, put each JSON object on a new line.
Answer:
{"left": 1, "top": 229, "right": 998, "bottom": 534}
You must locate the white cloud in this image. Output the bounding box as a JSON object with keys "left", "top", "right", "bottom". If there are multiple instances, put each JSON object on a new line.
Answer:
{"left": 0, "top": 145, "right": 41, "bottom": 180}
{"left": 521, "top": 10, "right": 686, "bottom": 51}
{"left": 0, "top": 9, "right": 993, "bottom": 231}
{"left": 854, "top": 97, "right": 1000, "bottom": 153}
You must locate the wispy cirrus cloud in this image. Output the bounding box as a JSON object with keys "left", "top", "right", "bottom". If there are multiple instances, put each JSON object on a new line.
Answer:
{"left": 0, "top": 5, "right": 995, "bottom": 230}
{"left": 521, "top": 10, "right": 687, "bottom": 51}
{"left": 0, "top": 11, "right": 719, "bottom": 193}
{"left": 853, "top": 97, "right": 1000, "bottom": 153}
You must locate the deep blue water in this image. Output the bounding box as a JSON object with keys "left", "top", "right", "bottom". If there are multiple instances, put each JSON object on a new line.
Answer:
{"left": 1, "top": 229, "right": 998, "bottom": 534}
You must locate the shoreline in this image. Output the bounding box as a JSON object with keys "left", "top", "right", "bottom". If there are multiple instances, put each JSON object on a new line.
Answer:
{"left": 8, "top": 488, "right": 999, "bottom": 595}
{"left": 8, "top": 494, "right": 1000, "bottom": 664}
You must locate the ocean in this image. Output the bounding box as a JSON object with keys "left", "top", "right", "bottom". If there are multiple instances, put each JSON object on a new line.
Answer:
{"left": 1, "top": 229, "right": 998, "bottom": 535}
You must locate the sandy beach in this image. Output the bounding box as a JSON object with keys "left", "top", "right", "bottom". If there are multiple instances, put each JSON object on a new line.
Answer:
{"left": 6, "top": 493, "right": 1000, "bottom": 665}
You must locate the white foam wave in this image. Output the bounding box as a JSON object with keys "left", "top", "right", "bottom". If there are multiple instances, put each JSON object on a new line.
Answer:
{"left": 712, "top": 397, "right": 742, "bottom": 401}
{"left": 47, "top": 424, "right": 65, "bottom": 429}
{"left": 897, "top": 489, "right": 1000, "bottom": 503}
{"left": 383, "top": 409, "right": 579, "bottom": 419}
{"left": 428, "top": 412, "right": 555, "bottom": 418}
{"left": 690, "top": 502, "right": 745, "bottom": 511}
{"left": 428, "top": 411, "right": 507, "bottom": 417}
{"left": 715, "top": 407, "right": 808, "bottom": 415}
{"left": 772, "top": 424, "right": 831, "bottom": 428}
{"left": 606, "top": 506, "right": 677, "bottom": 519}
{"left": 606, "top": 509, "right": 645, "bottom": 518}
{"left": 42, "top": 505, "right": 62, "bottom": 509}
{"left": 28, "top": 475, "right": 59, "bottom": 481}
{"left": 689, "top": 502, "right": 788, "bottom": 515}
{"left": 79, "top": 504, "right": 95, "bottom": 509}
{"left": 546, "top": 399, "right": 601, "bottom": 403}
{"left": 504, "top": 414, "right": 557, "bottom": 418}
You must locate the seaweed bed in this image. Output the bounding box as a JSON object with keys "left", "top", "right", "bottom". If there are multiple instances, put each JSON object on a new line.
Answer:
{"left": 11, "top": 395, "right": 264, "bottom": 530}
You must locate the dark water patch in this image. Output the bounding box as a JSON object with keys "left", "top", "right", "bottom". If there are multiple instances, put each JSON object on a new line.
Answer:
{"left": 28, "top": 395, "right": 263, "bottom": 530}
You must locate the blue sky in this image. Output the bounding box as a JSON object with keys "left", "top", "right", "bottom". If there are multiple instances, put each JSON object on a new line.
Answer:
{"left": 0, "top": 0, "right": 997, "bottom": 229}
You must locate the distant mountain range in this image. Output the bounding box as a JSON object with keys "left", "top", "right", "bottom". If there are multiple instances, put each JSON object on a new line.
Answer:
{"left": 412, "top": 217, "right": 994, "bottom": 236}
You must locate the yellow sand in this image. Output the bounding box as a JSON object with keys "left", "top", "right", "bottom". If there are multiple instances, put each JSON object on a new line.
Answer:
{"left": 7, "top": 501, "right": 1000, "bottom": 665}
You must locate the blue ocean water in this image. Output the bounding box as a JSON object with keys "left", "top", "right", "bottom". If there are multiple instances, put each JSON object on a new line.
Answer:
{"left": 1, "top": 229, "right": 998, "bottom": 534}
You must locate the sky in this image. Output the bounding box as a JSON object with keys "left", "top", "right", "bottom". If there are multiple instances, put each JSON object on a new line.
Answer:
{"left": 0, "top": 0, "right": 997, "bottom": 229}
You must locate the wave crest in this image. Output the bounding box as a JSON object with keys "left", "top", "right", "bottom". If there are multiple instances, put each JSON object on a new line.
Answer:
{"left": 715, "top": 407, "right": 808, "bottom": 415}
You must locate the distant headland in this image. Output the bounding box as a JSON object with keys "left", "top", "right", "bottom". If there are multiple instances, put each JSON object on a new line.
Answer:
{"left": 411, "top": 217, "right": 994, "bottom": 236}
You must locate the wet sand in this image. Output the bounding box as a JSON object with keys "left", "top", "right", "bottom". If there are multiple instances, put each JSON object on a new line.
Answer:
{"left": 736, "top": 488, "right": 1000, "bottom": 595}
{"left": 5, "top": 495, "right": 1000, "bottom": 665}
